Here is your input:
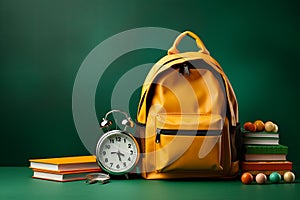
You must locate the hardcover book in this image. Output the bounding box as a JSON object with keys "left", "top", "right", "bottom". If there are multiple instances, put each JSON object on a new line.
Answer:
{"left": 244, "top": 154, "right": 286, "bottom": 161}
{"left": 243, "top": 132, "right": 279, "bottom": 138}
{"left": 32, "top": 168, "right": 101, "bottom": 182}
{"left": 29, "top": 155, "right": 100, "bottom": 172}
{"left": 244, "top": 145, "right": 288, "bottom": 154}
{"left": 241, "top": 161, "right": 292, "bottom": 171}
{"left": 242, "top": 138, "right": 279, "bottom": 145}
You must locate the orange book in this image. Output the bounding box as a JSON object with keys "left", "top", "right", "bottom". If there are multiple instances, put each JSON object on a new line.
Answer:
{"left": 32, "top": 168, "right": 101, "bottom": 182}
{"left": 29, "top": 155, "right": 100, "bottom": 172}
{"left": 241, "top": 161, "right": 292, "bottom": 171}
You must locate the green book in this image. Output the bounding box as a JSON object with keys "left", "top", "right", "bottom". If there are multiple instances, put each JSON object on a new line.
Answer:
{"left": 244, "top": 145, "right": 288, "bottom": 154}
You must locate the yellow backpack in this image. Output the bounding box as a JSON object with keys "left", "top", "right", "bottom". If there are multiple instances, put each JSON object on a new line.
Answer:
{"left": 136, "top": 31, "right": 240, "bottom": 179}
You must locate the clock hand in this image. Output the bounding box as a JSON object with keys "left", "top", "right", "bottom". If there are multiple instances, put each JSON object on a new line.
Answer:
{"left": 111, "top": 151, "right": 122, "bottom": 161}
{"left": 117, "top": 152, "right": 122, "bottom": 161}
{"left": 111, "top": 150, "right": 125, "bottom": 161}
{"left": 119, "top": 152, "right": 125, "bottom": 157}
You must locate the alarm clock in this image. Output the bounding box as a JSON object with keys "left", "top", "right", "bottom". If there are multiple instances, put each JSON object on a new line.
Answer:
{"left": 95, "top": 110, "right": 140, "bottom": 177}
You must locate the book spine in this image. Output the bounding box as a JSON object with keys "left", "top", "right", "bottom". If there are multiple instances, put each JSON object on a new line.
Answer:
{"left": 244, "top": 145, "right": 288, "bottom": 154}
{"left": 242, "top": 170, "right": 289, "bottom": 175}
{"left": 244, "top": 154, "right": 286, "bottom": 161}
{"left": 243, "top": 134, "right": 279, "bottom": 138}
{"left": 241, "top": 162, "right": 292, "bottom": 171}
{"left": 242, "top": 140, "right": 279, "bottom": 145}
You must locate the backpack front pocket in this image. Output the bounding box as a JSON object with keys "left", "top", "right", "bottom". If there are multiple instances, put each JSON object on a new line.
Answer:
{"left": 154, "top": 114, "right": 224, "bottom": 172}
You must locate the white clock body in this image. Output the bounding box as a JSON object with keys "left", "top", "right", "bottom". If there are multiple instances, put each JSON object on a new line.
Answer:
{"left": 96, "top": 130, "right": 140, "bottom": 175}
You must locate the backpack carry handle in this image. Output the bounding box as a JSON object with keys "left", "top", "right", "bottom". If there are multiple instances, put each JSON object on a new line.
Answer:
{"left": 168, "top": 31, "right": 210, "bottom": 55}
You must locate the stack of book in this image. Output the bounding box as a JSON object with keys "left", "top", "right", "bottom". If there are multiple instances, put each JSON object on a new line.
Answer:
{"left": 241, "top": 128, "right": 293, "bottom": 175}
{"left": 29, "top": 155, "right": 101, "bottom": 182}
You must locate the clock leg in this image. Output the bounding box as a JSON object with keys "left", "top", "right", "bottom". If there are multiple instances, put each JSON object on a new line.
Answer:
{"left": 124, "top": 173, "right": 129, "bottom": 180}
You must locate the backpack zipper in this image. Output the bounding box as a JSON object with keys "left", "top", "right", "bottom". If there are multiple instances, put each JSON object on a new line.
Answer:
{"left": 156, "top": 129, "right": 161, "bottom": 144}
{"left": 155, "top": 128, "right": 221, "bottom": 144}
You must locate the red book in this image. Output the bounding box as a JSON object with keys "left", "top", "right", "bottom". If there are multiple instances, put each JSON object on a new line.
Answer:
{"left": 241, "top": 161, "right": 292, "bottom": 171}
{"left": 244, "top": 154, "right": 286, "bottom": 161}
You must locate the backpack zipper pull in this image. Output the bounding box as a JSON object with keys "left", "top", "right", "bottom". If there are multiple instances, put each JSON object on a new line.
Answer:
{"left": 179, "top": 63, "right": 190, "bottom": 76}
{"left": 183, "top": 64, "right": 190, "bottom": 76}
{"left": 156, "top": 129, "right": 161, "bottom": 144}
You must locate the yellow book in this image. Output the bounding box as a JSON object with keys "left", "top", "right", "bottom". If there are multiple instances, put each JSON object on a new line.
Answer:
{"left": 29, "top": 155, "right": 100, "bottom": 172}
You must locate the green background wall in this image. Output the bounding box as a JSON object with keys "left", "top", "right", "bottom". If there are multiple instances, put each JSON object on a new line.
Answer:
{"left": 1, "top": 0, "right": 299, "bottom": 175}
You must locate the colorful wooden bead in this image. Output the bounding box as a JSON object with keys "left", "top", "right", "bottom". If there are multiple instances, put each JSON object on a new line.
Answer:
{"left": 255, "top": 173, "right": 267, "bottom": 184}
{"left": 247, "top": 123, "right": 257, "bottom": 132}
{"left": 269, "top": 172, "right": 281, "bottom": 183}
{"left": 273, "top": 124, "right": 279, "bottom": 133}
{"left": 283, "top": 171, "right": 295, "bottom": 183}
{"left": 254, "top": 120, "right": 265, "bottom": 132}
{"left": 244, "top": 122, "right": 252, "bottom": 131}
{"left": 241, "top": 172, "right": 253, "bottom": 184}
{"left": 265, "top": 121, "right": 275, "bottom": 132}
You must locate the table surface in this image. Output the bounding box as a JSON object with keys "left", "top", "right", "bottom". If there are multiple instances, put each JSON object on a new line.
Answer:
{"left": 0, "top": 167, "right": 299, "bottom": 200}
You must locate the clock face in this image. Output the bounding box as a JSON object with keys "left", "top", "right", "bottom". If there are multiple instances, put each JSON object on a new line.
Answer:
{"left": 96, "top": 130, "right": 140, "bottom": 175}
